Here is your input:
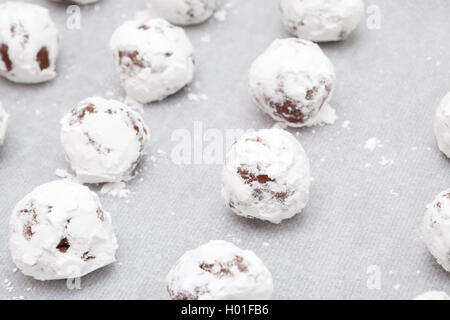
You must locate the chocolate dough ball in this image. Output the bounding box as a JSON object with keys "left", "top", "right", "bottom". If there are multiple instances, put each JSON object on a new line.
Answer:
{"left": 279, "top": 0, "right": 364, "bottom": 42}
{"left": 423, "top": 189, "right": 450, "bottom": 272}
{"left": 434, "top": 93, "right": 450, "bottom": 158}
{"left": 0, "top": 102, "right": 8, "bottom": 146}
{"left": 9, "top": 180, "right": 118, "bottom": 280}
{"left": 166, "top": 240, "right": 273, "bottom": 300}
{"left": 222, "top": 129, "right": 310, "bottom": 224}
{"left": 60, "top": 97, "right": 149, "bottom": 184}
{"left": 110, "top": 18, "right": 195, "bottom": 104}
{"left": 249, "top": 38, "right": 335, "bottom": 127}
{"left": 148, "top": 0, "right": 219, "bottom": 26}
{"left": 0, "top": 2, "right": 59, "bottom": 83}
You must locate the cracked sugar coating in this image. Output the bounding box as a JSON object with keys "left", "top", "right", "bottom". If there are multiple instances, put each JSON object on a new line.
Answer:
{"left": 110, "top": 18, "right": 195, "bottom": 104}
{"left": 222, "top": 129, "right": 310, "bottom": 224}
{"left": 0, "top": 102, "right": 8, "bottom": 146}
{"left": 249, "top": 38, "right": 336, "bottom": 127}
{"left": 148, "top": 0, "right": 219, "bottom": 26}
{"left": 434, "top": 93, "right": 450, "bottom": 158}
{"left": 166, "top": 240, "right": 273, "bottom": 300}
{"left": 0, "top": 2, "right": 59, "bottom": 84}
{"left": 423, "top": 189, "right": 450, "bottom": 272}
{"left": 414, "top": 291, "right": 450, "bottom": 300}
{"left": 60, "top": 97, "right": 149, "bottom": 184}
{"left": 9, "top": 180, "right": 118, "bottom": 281}
{"left": 279, "top": 0, "right": 364, "bottom": 42}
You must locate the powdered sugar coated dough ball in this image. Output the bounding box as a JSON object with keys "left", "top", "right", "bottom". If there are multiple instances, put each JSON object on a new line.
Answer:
{"left": 249, "top": 38, "right": 335, "bottom": 127}
{"left": 0, "top": 2, "right": 59, "bottom": 83}
{"left": 166, "top": 240, "right": 273, "bottom": 300}
{"left": 279, "top": 0, "right": 364, "bottom": 42}
{"left": 0, "top": 102, "right": 8, "bottom": 146}
{"left": 434, "top": 93, "right": 450, "bottom": 158}
{"left": 60, "top": 97, "right": 149, "bottom": 184}
{"left": 423, "top": 189, "right": 450, "bottom": 272}
{"left": 110, "top": 18, "right": 195, "bottom": 104}
{"left": 222, "top": 129, "right": 310, "bottom": 224}
{"left": 9, "top": 180, "right": 118, "bottom": 280}
{"left": 148, "top": 0, "right": 219, "bottom": 26}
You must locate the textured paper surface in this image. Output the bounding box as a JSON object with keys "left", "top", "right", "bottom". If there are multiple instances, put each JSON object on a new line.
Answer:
{"left": 1, "top": 0, "right": 450, "bottom": 300}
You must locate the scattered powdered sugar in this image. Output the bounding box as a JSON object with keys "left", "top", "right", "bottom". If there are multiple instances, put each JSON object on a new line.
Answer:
{"left": 214, "top": 2, "right": 233, "bottom": 22}
{"left": 55, "top": 168, "right": 77, "bottom": 181}
{"left": 310, "top": 104, "right": 338, "bottom": 126}
{"left": 200, "top": 34, "right": 211, "bottom": 43}
{"left": 390, "top": 190, "right": 399, "bottom": 197}
{"left": 100, "top": 182, "right": 131, "bottom": 198}
{"left": 2, "top": 276, "right": 25, "bottom": 299}
{"left": 341, "top": 120, "right": 351, "bottom": 129}
{"left": 3, "top": 279, "right": 13, "bottom": 293}
{"left": 282, "top": 104, "right": 337, "bottom": 128}
{"left": 226, "top": 234, "right": 242, "bottom": 244}
{"left": 378, "top": 156, "right": 394, "bottom": 167}
{"left": 214, "top": 9, "right": 227, "bottom": 22}
{"left": 157, "top": 148, "right": 166, "bottom": 156}
{"left": 364, "top": 137, "right": 382, "bottom": 152}
{"left": 55, "top": 168, "right": 132, "bottom": 199}
{"left": 187, "top": 93, "right": 209, "bottom": 102}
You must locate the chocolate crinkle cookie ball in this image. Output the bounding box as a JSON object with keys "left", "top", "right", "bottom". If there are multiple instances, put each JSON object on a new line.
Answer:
{"left": 222, "top": 129, "right": 310, "bottom": 224}
{"left": 110, "top": 18, "right": 195, "bottom": 104}
{"left": 434, "top": 93, "right": 450, "bottom": 158}
{"left": 147, "top": 0, "right": 219, "bottom": 26}
{"left": 0, "top": 2, "right": 59, "bottom": 84}
{"left": 423, "top": 189, "right": 450, "bottom": 272}
{"left": 279, "top": 0, "right": 364, "bottom": 42}
{"left": 9, "top": 180, "right": 118, "bottom": 281}
{"left": 60, "top": 97, "right": 149, "bottom": 184}
{"left": 166, "top": 240, "right": 273, "bottom": 300}
{"left": 249, "top": 38, "right": 336, "bottom": 127}
{"left": 0, "top": 102, "right": 8, "bottom": 146}
{"left": 414, "top": 291, "right": 450, "bottom": 300}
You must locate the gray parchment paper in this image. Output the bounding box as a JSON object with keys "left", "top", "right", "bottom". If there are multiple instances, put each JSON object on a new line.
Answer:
{"left": 1, "top": 0, "right": 450, "bottom": 300}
